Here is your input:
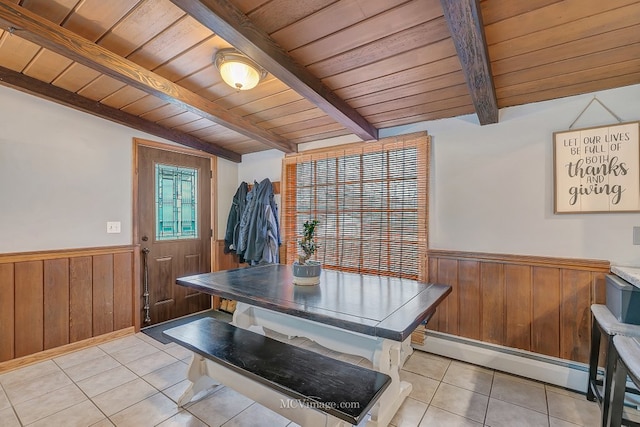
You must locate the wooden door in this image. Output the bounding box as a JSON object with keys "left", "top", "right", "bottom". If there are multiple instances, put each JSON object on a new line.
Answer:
{"left": 137, "top": 145, "right": 212, "bottom": 326}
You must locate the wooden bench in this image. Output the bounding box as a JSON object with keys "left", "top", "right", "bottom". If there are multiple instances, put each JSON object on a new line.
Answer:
{"left": 163, "top": 317, "right": 392, "bottom": 426}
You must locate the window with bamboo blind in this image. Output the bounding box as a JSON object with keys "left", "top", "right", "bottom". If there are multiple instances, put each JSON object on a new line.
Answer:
{"left": 281, "top": 132, "right": 429, "bottom": 281}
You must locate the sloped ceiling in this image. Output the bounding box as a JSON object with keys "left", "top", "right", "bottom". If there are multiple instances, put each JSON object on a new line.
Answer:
{"left": 0, "top": 0, "right": 638, "bottom": 162}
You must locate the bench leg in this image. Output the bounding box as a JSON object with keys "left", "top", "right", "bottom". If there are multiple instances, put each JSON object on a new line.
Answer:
{"left": 367, "top": 340, "right": 412, "bottom": 427}
{"left": 602, "top": 335, "right": 618, "bottom": 427}
{"left": 608, "top": 355, "right": 627, "bottom": 427}
{"left": 587, "top": 314, "right": 601, "bottom": 401}
{"left": 177, "top": 354, "right": 220, "bottom": 407}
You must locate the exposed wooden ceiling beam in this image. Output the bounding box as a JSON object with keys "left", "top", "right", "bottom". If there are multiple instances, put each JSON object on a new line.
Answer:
{"left": 0, "top": 0, "right": 295, "bottom": 154}
{"left": 0, "top": 66, "right": 242, "bottom": 162}
{"left": 170, "top": 0, "right": 379, "bottom": 142}
{"left": 440, "top": 0, "right": 499, "bottom": 125}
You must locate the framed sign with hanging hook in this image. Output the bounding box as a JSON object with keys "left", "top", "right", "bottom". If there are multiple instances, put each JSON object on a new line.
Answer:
{"left": 554, "top": 120, "right": 640, "bottom": 213}
{"left": 554, "top": 97, "right": 640, "bottom": 213}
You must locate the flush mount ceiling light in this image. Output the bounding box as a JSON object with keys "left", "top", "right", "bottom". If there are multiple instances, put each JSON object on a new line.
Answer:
{"left": 214, "top": 48, "right": 267, "bottom": 91}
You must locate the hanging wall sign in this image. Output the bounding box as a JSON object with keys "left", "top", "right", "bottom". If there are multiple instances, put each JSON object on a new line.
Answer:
{"left": 554, "top": 122, "right": 640, "bottom": 213}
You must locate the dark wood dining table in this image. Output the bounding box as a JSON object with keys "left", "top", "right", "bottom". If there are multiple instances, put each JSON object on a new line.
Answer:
{"left": 177, "top": 264, "right": 451, "bottom": 427}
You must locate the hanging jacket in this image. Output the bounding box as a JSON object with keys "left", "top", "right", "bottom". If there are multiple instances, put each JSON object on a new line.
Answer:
{"left": 224, "top": 181, "right": 248, "bottom": 256}
{"left": 261, "top": 194, "right": 280, "bottom": 264}
{"left": 237, "top": 178, "right": 280, "bottom": 265}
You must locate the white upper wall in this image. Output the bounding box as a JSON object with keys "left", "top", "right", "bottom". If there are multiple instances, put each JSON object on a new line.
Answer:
{"left": 237, "top": 83, "right": 640, "bottom": 267}
{"left": 0, "top": 86, "right": 135, "bottom": 252}
{"left": 216, "top": 157, "right": 239, "bottom": 240}
{"left": 0, "top": 85, "right": 238, "bottom": 253}
{"left": 423, "top": 84, "right": 640, "bottom": 266}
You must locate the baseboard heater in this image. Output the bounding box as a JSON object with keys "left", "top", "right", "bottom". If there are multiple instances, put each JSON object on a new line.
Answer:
{"left": 413, "top": 331, "right": 592, "bottom": 393}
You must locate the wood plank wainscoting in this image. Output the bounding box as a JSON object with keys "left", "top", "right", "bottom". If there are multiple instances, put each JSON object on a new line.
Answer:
{"left": 214, "top": 240, "right": 240, "bottom": 272}
{"left": 212, "top": 240, "right": 240, "bottom": 310}
{"left": 427, "top": 250, "right": 610, "bottom": 364}
{"left": 0, "top": 245, "right": 140, "bottom": 372}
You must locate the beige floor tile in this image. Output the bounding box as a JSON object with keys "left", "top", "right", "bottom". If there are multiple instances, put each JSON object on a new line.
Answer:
{"left": 491, "top": 373, "right": 548, "bottom": 414}
{"left": 403, "top": 351, "right": 451, "bottom": 381}
{"left": 390, "top": 397, "right": 428, "bottom": 426}
{"left": 545, "top": 385, "right": 585, "bottom": 398}
{"left": 64, "top": 354, "right": 122, "bottom": 382}
{"left": 76, "top": 365, "right": 138, "bottom": 398}
{"left": 418, "top": 406, "right": 482, "bottom": 427}
{"left": 452, "top": 360, "right": 494, "bottom": 376}
{"left": 494, "top": 371, "right": 545, "bottom": 388}
{"left": 549, "top": 416, "right": 583, "bottom": 427}
{"left": 336, "top": 352, "right": 365, "bottom": 366}
{"left": 430, "top": 382, "right": 489, "bottom": 423}
{"left": 163, "top": 379, "right": 196, "bottom": 404}
{"left": 110, "top": 392, "right": 179, "bottom": 427}
{"left": 99, "top": 335, "right": 146, "bottom": 354}
{"left": 136, "top": 332, "right": 174, "bottom": 350}
{"left": 546, "top": 389, "right": 601, "bottom": 427}
{"left": 164, "top": 344, "right": 195, "bottom": 361}
{"left": 13, "top": 383, "right": 86, "bottom": 425}
{"left": 0, "top": 335, "right": 610, "bottom": 427}
{"left": 0, "top": 407, "right": 20, "bottom": 427}
{"left": 164, "top": 380, "right": 225, "bottom": 408}
{"left": 485, "top": 398, "right": 549, "bottom": 427}
{"left": 92, "top": 378, "right": 157, "bottom": 416}
{"left": 28, "top": 399, "right": 105, "bottom": 427}
{"left": 54, "top": 346, "right": 108, "bottom": 370}
{"left": 156, "top": 410, "right": 208, "bottom": 427}
{"left": 91, "top": 418, "right": 115, "bottom": 426}
{"left": 0, "top": 386, "right": 10, "bottom": 410}
{"left": 223, "top": 402, "right": 290, "bottom": 427}
{"left": 143, "top": 360, "right": 189, "bottom": 391}
{"left": 443, "top": 361, "right": 494, "bottom": 395}
{"left": 0, "top": 360, "right": 60, "bottom": 389}
{"left": 109, "top": 341, "right": 160, "bottom": 365}
{"left": 4, "top": 369, "right": 73, "bottom": 405}
{"left": 187, "top": 386, "right": 253, "bottom": 426}
{"left": 400, "top": 370, "right": 440, "bottom": 404}
{"left": 126, "top": 350, "right": 179, "bottom": 377}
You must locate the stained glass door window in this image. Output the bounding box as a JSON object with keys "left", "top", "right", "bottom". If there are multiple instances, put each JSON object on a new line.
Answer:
{"left": 155, "top": 164, "right": 198, "bottom": 240}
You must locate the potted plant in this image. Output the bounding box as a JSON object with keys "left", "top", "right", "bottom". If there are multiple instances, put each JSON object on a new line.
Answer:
{"left": 292, "top": 219, "right": 322, "bottom": 285}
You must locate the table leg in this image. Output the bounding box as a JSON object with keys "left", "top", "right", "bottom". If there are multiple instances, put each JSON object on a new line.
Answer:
{"left": 366, "top": 340, "right": 412, "bottom": 427}
{"left": 177, "top": 354, "right": 220, "bottom": 407}
{"left": 400, "top": 336, "right": 413, "bottom": 366}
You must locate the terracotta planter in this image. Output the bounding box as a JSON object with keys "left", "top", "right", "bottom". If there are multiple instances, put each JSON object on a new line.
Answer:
{"left": 292, "top": 261, "right": 322, "bottom": 286}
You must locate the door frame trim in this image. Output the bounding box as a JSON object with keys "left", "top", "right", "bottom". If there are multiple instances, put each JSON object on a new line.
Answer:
{"left": 132, "top": 138, "right": 217, "bottom": 327}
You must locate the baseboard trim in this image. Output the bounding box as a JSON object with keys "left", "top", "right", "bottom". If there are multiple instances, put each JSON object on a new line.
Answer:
{"left": 414, "top": 331, "right": 590, "bottom": 393}
{"left": 0, "top": 327, "right": 135, "bottom": 374}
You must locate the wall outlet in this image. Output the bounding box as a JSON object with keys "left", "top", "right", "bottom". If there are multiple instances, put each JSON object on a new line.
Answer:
{"left": 634, "top": 227, "right": 640, "bottom": 245}
{"left": 107, "top": 221, "right": 121, "bottom": 234}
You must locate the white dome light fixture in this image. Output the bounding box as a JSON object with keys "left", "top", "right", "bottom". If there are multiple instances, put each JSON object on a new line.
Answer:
{"left": 214, "top": 48, "right": 267, "bottom": 91}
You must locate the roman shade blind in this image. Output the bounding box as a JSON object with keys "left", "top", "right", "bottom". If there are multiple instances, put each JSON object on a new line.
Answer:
{"left": 282, "top": 132, "right": 429, "bottom": 280}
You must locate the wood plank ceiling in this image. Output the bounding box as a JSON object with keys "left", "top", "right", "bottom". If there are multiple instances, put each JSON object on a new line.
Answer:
{"left": 0, "top": 0, "right": 638, "bottom": 162}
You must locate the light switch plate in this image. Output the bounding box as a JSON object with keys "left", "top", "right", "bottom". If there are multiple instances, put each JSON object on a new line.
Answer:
{"left": 107, "top": 221, "right": 121, "bottom": 234}
{"left": 634, "top": 226, "right": 640, "bottom": 245}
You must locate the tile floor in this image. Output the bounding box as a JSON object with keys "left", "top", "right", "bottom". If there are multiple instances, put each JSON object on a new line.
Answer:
{"left": 0, "top": 330, "right": 601, "bottom": 427}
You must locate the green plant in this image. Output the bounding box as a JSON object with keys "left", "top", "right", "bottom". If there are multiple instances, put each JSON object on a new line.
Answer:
{"left": 298, "top": 219, "right": 319, "bottom": 264}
